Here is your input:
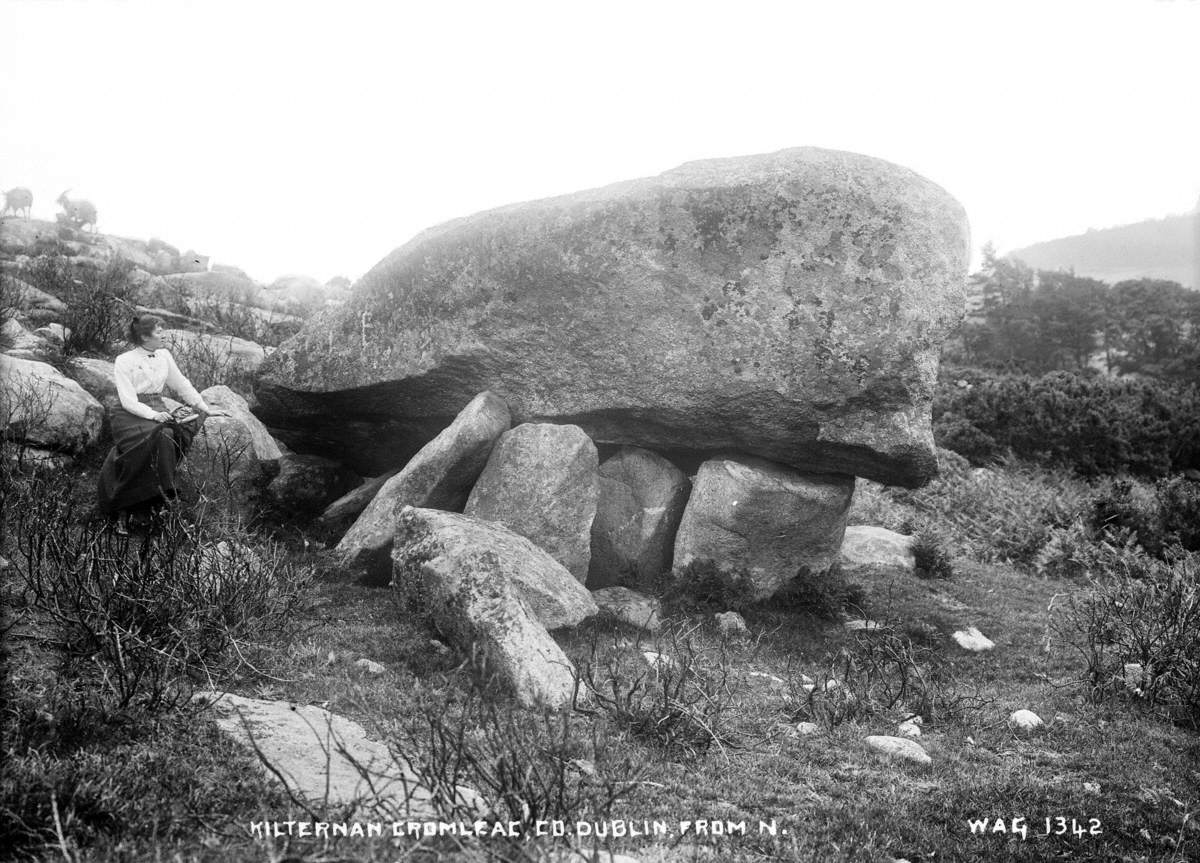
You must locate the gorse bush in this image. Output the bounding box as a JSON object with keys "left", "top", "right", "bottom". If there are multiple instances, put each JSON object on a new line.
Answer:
{"left": 934, "top": 369, "right": 1200, "bottom": 477}
{"left": 1089, "top": 476, "right": 1200, "bottom": 558}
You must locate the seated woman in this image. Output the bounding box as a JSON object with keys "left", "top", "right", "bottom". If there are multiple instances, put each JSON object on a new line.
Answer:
{"left": 97, "top": 315, "right": 231, "bottom": 534}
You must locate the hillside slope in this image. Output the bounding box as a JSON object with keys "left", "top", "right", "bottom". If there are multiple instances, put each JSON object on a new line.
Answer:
{"left": 1009, "top": 209, "right": 1198, "bottom": 288}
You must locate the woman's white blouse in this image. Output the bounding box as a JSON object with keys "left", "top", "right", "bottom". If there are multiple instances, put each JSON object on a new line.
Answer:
{"left": 112, "top": 348, "right": 209, "bottom": 420}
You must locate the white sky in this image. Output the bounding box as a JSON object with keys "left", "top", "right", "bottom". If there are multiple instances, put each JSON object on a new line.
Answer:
{"left": 2, "top": 0, "right": 1197, "bottom": 284}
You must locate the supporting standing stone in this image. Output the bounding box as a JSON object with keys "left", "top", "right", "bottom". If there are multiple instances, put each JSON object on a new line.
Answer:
{"left": 588, "top": 446, "right": 690, "bottom": 588}
{"left": 672, "top": 455, "right": 854, "bottom": 601}
{"left": 465, "top": 423, "right": 598, "bottom": 582}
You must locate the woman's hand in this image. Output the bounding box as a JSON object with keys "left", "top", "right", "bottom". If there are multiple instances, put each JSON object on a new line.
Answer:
{"left": 152, "top": 411, "right": 172, "bottom": 423}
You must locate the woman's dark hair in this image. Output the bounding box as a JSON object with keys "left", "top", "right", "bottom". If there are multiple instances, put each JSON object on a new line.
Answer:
{"left": 128, "top": 314, "right": 164, "bottom": 346}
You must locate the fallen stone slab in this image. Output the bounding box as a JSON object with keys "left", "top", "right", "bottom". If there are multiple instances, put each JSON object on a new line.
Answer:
{"left": 195, "top": 690, "right": 483, "bottom": 816}
{"left": 339, "top": 391, "right": 510, "bottom": 573}
{"left": 393, "top": 506, "right": 589, "bottom": 707}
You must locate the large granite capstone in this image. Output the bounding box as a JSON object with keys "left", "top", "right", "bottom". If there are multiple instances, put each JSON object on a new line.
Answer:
{"left": 256, "top": 147, "right": 969, "bottom": 486}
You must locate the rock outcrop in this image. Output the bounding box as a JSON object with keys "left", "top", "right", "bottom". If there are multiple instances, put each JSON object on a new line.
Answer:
{"left": 256, "top": 147, "right": 969, "bottom": 487}
{"left": 672, "top": 455, "right": 854, "bottom": 600}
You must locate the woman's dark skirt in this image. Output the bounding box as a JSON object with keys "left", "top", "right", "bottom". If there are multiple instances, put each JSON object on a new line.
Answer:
{"left": 97, "top": 395, "right": 202, "bottom": 514}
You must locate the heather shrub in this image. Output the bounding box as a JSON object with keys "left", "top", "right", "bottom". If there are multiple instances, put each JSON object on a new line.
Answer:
{"left": 1050, "top": 552, "right": 1200, "bottom": 730}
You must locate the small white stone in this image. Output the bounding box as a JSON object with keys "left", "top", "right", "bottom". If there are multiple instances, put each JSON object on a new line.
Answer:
{"left": 748, "top": 671, "right": 785, "bottom": 687}
{"left": 642, "top": 650, "right": 675, "bottom": 670}
{"left": 897, "top": 721, "right": 922, "bottom": 738}
{"left": 1083, "top": 782, "right": 1101, "bottom": 794}
{"left": 843, "top": 619, "right": 884, "bottom": 632}
{"left": 1122, "top": 662, "right": 1145, "bottom": 692}
{"left": 1009, "top": 709, "right": 1043, "bottom": 731}
{"left": 866, "top": 735, "right": 931, "bottom": 765}
{"left": 952, "top": 626, "right": 995, "bottom": 652}
{"left": 715, "top": 611, "right": 749, "bottom": 637}
{"left": 795, "top": 721, "right": 820, "bottom": 736}
{"left": 354, "top": 658, "right": 386, "bottom": 675}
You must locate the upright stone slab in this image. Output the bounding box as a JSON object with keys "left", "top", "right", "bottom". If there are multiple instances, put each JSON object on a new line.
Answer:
{"left": 338, "top": 391, "right": 510, "bottom": 572}
{"left": 673, "top": 455, "right": 854, "bottom": 601}
{"left": 256, "top": 147, "right": 970, "bottom": 488}
{"left": 392, "top": 506, "right": 585, "bottom": 707}
{"left": 464, "top": 423, "right": 598, "bottom": 582}
{"left": 588, "top": 446, "right": 690, "bottom": 588}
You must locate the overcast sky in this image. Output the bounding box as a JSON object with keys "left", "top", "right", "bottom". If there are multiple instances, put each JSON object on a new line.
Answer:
{"left": 2, "top": 0, "right": 1197, "bottom": 284}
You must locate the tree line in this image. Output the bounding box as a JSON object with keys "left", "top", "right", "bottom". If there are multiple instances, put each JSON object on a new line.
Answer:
{"left": 948, "top": 244, "right": 1200, "bottom": 386}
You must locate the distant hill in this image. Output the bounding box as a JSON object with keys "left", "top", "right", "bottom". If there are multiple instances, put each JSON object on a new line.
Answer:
{"left": 1008, "top": 209, "right": 1198, "bottom": 289}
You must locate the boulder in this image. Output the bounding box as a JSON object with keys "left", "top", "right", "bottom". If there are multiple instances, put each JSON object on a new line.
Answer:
{"left": 6, "top": 276, "right": 67, "bottom": 315}
{"left": 338, "top": 391, "right": 510, "bottom": 572}
{"left": 840, "top": 525, "right": 916, "bottom": 572}
{"left": 588, "top": 446, "right": 690, "bottom": 588}
{"left": 0, "top": 218, "right": 61, "bottom": 256}
{"left": 865, "top": 735, "right": 931, "bottom": 766}
{"left": 101, "top": 235, "right": 156, "bottom": 271}
{"left": 199, "top": 386, "right": 283, "bottom": 462}
{"left": 33, "top": 324, "right": 67, "bottom": 345}
{"left": 256, "top": 147, "right": 970, "bottom": 487}
{"left": 162, "top": 328, "right": 267, "bottom": 373}
{"left": 393, "top": 506, "right": 598, "bottom": 630}
{"left": 465, "top": 423, "right": 598, "bottom": 582}
{"left": 267, "top": 453, "right": 358, "bottom": 517}
{"left": 1, "top": 318, "right": 53, "bottom": 358}
{"left": 162, "top": 271, "right": 263, "bottom": 309}
{"left": 392, "top": 506, "right": 592, "bottom": 706}
{"left": 672, "top": 455, "right": 854, "bottom": 600}
{"left": 0, "top": 355, "right": 103, "bottom": 451}
{"left": 591, "top": 586, "right": 663, "bottom": 632}
{"left": 195, "top": 690, "right": 481, "bottom": 816}
{"left": 178, "top": 397, "right": 275, "bottom": 522}
{"left": 316, "top": 468, "right": 401, "bottom": 532}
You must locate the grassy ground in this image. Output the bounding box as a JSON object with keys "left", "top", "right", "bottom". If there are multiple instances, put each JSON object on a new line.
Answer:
{"left": 3, "top": 463, "right": 1198, "bottom": 863}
